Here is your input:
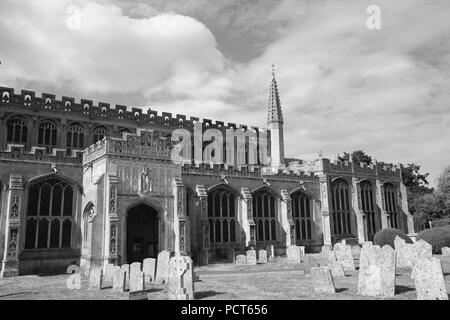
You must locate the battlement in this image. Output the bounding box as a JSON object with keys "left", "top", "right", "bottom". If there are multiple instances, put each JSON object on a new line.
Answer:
{"left": 0, "top": 86, "right": 262, "bottom": 133}
{"left": 0, "top": 143, "right": 82, "bottom": 165}
{"left": 181, "top": 162, "right": 317, "bottom": 182}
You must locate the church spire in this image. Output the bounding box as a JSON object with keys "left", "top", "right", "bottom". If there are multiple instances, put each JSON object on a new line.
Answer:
{"left": 268, "top": 64, "right": 283, "bottom": 124}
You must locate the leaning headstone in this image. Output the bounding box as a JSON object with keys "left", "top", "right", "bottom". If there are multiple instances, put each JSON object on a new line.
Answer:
{"left": 441, "top": 247, "right": 450, "bottom": 256}
{"left": 333, "top": 242, "right": 355, "bottom": 271}
{"left": 358, "top": 245, "right": 396, "bottom": 297}
{"left": 413, "top": 240, "right": 432, "bottom": 260}
{"left": 129, "top": 268, "right": 145, "bottom": 293}
{"left": 143, "top": 258, "right": 157, "bottom": 282}
{"left": 246, "top": 250, "right": 257, "bottom": 265}
{"left": 155, "top": 250, "right": 171, "bottom": 284}
{"left": 266, "top": 245, "right": 275, "bottom": 261}
{"left": 235, "top": 255, "right": 247, "bottom": 265}
{"left": 113, "top": 269, "right": 127, "bottom": 292}
{"left": 412, "top": 257, "right": 448, "bottom": 300}
{"left": 167, "top": 255, "right": 194, "bottom": 300}
{"left": 311, "top": 266, "right": 335, "bottom": 294}
{"left": 88, "top": 266, "right": 102, "bottom": 290}
{"left": 286, "top": 245, "right": 302, "bottom": 263}
{"left": 258, "top": 250, "right": 268, "bottom": 264}
{"left": 328, "top": 261, "right": 345, "bottom": 278}
{"left": 103, "top": 264, "right": 116, "bottom": 285}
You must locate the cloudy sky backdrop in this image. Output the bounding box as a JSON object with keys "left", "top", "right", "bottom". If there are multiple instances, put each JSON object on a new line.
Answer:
{"left": 0, "top": 0, "right": 449, "bottom": 185}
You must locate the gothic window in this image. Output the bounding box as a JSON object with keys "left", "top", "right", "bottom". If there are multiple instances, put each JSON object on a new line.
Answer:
{"left": 291, "top": 191, "right": 313, "bottom": 241}
{"left": 38, "top": 120, "right": 57, "bottom": 146}
{"left": 66, "top": 124, "right": 85, "bottom": 149}
{"left": 360, "top": 181, "right": 377, "bottom": 239}
{"left": 384, "top": 183, "right": 399, "bottom": 229}
{"left": 207, "top": 186, "right": 236, "bottom": 243}
{"left": 93, "top": 126, "right": 109, "bottom": 143}
{"left": 330, "top": 179, "right": 352, "bottom": 236}
{"left": 7, "top": 116, "right": 28, "bottom": 143}
{"left": 118, "top": 128, "right": 131, "bottom": 137}
{"left": 253, "top": 189, "right": 277, "bottom": 242}
{"left": 24, "top": 177, "right": 74, "bottom": 249}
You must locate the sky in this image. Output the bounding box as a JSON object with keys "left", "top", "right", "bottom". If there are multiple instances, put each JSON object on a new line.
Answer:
{"left": 0, "top": 0, "right": 449, "bottom": 186}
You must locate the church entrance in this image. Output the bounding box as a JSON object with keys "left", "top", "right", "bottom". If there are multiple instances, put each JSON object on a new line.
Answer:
{"left": 126, "top": 203, "right": 159, "bottom": 264}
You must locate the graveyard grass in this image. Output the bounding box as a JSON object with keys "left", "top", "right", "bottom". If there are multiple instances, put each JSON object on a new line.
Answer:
{"left": 0, "top": 255, "right": 449, "bottom": 300}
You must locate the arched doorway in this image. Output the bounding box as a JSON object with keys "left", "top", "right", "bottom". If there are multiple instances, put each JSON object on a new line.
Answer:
{"left": 126, "top": 203, "right": 159, "bottom": 264}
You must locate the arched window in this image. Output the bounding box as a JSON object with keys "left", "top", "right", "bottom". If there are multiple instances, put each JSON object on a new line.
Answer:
{"left": 384, "top": 183, "right": 399, "bottom": 229}
{"left": 360, "top": 181, "right": 377, "bottom": 239}
{"left": 93, "top": 126, "right": 109, "bottom": 143}
{"left": 7, "top": 116, "right": 28, "bottom": 143}
{"left": 38, "top": 120, "right": 57, "bottom": 146}
{"left": 66, "top": 124, "right": 85, "bottom": 149}
{"left": 118, "top": 128, "right": 131, "bottom": 137}
{"left": 291, "top": 191, "right": 313, "bottom": 241}
{"left": 207, "top": 186, "right": 237, "bottom": 243}
{"left": 24, "top": 177, "right": 74, "bottom": 249}
{"left": 253, "top": 189, "right": 277, "bottom": 242}
{"left": 330, "top": 179, "right": 352, "bottom": 236}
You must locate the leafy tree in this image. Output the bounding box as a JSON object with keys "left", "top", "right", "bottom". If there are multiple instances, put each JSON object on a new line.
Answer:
{"left": 338, "top": 150, "right": 372, "bottom": 165}
{"left": 437, "top": 165, "right": 450, "bottom": 212}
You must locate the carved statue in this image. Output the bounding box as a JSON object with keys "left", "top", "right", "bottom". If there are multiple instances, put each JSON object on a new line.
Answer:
{"left": 141, "top": 166, "right": 152, "bottom": 192}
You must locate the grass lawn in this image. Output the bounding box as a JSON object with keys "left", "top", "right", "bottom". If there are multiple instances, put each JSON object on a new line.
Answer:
{"left": 0, "top": 254, "right": 449, "bottom": 300}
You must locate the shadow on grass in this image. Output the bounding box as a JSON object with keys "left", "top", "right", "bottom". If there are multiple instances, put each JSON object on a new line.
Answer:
{"left": 443, "top": 273, "right": 450, "bottom": 276}
{"left": 195, "top": 291, "right": 226, "bottom": 299}
{"left": 335, "top": 288, "right": 348, "bottom": 293}
{"left": 395, "top": 285, "right": 415, "bottom": 295}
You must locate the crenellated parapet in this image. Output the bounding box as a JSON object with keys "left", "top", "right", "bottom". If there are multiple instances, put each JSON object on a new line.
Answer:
{"left": 0, "top": 86, "right": 262, "bottom": 133}
{"left": 0, "top": 143, "right": 82, "bottom": 165}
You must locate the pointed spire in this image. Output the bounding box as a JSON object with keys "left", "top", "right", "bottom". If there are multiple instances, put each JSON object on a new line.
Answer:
{"left": 268, "top": 64, "right": 283, "bottom": 124}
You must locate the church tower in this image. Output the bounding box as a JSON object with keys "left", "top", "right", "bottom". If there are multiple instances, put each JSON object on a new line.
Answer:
{"left": 267, "top": 65, "right": 285, "bottom": 168}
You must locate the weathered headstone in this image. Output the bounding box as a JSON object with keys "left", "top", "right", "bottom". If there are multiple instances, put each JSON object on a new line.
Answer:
{"left": 103, "top": 264, "right": 116, "bottom": 284}
{"left": 121, "top": 264, "right": 130, "bottom": 278}
{"left": 235, "top": 255, "right": 247, "bottom": 265}
{"left": 155, "top": 250, "right": 171, "bottom": 284}
{"left": 328, "top": 261, "right": 345, "bottom": 278}
{"left": 412, "top": 257, "right": 448, "bottom": 300}
{"left": 297, "top": 255, "right": 319, "bottom": 274}
{"left": 442, "top": 247, "right": 450, "bottom": 256}
{"left": 167, "top": 255, "right": 194, "bottom": 300}
{"left": 130, "top": 262, "right": 142, "bottom": 274}
{"left": 333, "top": 242, "right": 355, "bottom": 271}
{"left": 287, "top": 245, "right": 302, "bottom": 263}
{"left": 358, "top": 245, "right": 396, "bottom": 297}
{"left": 311, "top": 266, "right": 335, "bottom": 294}
{"left": 413, "top": 239, "right": 432, "bottom": 260}
{"left": 351, "top": 246, "right": 361, "bottom": 257}
{"left": 359, "top": 243, "right": 379, "bottom": 272}
{"left": 321, "top": 245, "right": 332, "bottom": 254}
{"left": 143, "top": 258, "right": 157, "bottom": 282}
{"left": 246, "top": 250, "right": 257, "bottom": 265}
{"left": 113, "top": 269, "right": 126, "bottom": 292}
{"left": 266, "top": 245, "right": 275, "bottom": 261}
{"left": 129, "top": 268, "right": 145, "bottom": 293}
{"left": 88, "top": 266, "right": 102, "bottom": 290}
{"left": 258, "top": 250, "right": 268, "bottom": 264}
{"left": 66, "top": 265, "right": 79, "bottom": 274}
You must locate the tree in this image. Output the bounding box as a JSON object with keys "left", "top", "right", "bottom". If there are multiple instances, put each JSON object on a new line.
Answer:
{"left": 436, "top": 165, "right": 450, "bottom": 215}
{"left": 338, "top": 150, "right": 372, "bottom": 165}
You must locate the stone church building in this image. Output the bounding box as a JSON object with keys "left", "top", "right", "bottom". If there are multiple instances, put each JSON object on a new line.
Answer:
{"left": 0, "top": 74, "right": 414, "bottom": 277}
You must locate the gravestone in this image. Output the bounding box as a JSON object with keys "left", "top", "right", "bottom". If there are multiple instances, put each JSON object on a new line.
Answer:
{"left": 155, "top": 250, "right": 171, "bottom": 284}
{"left": 297, "top": 255, "right": 319, "bottom": 274}
{"left": 412, "top": 257, "right": 448, "bottom": 300}
{"left": 143, "top": 258, "right": 157, "bottom": 282}
{"left": 328, "top": 261, "right": 345, "bottom": 278}
{"left": 321, "top": 245, "right": 332, "bottom": 254}
{"left": 88, "top": 266, "right": 102, "bottom": 290}
{"left": 351, "top": 246, "right": 361, "bottom": 257}
{"left": 266, "top": 245, "right": 275, "bottom": 261}
{"left": 333, "top": 242, "right": 355, "bottom": 271}
{"left": 104, "top": 264, "right": 116, "bottom": 285}
{"left": 286, "top": 245, "right": 302, "bottom": 263}
{"left": 258, "top": 250, "right": 268, "bottom": 264}
{"left": 311, "top": 266, "right": 335, "bottom": 294}
{"left": 358, "top": 245, "right": 396, "bottom": 297}
{"left": 235, "top": 255, "right": 247, "bottom": 265}
{"left": 359, "top": 243, "right": 379, "bottom": 272}
{"left": 168, "top": 255, "right": 194, "bottom": 300}
{"left": 246, "top": 250, "right": 257, "bottom": 265}
{"left": 113, "top": 269, "right": 127, "bottom": 292}
{"left": 121, "top": 264, "right": 130, "bottom": 278}
{"left": 130, "top": 262, "right": 142, "bottom": 274}
{"left": 129, "top": 268, "right": 145, "bottom": 293}
{"left": 413, "top": 240, "right": 432, "bottom": 260}
{"left": 394, "top": 236, "right": 409, "bottom": 268}
{"left": 442, "top": 247, "right": 450, "bottom": 256}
